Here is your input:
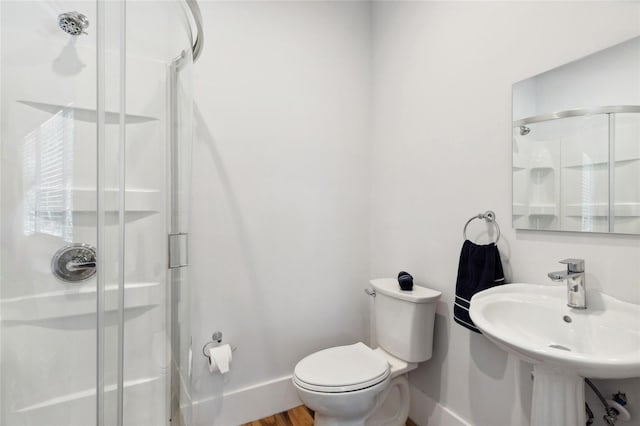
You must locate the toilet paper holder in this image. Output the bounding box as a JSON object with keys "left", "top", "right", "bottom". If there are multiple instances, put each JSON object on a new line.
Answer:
{"left": 202, "top": 331, "right": 237, "bottom": 358}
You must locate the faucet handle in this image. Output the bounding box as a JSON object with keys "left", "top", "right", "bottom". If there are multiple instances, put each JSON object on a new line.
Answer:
{"left": 559, "top": 258, "right": 585, "bottom": 273}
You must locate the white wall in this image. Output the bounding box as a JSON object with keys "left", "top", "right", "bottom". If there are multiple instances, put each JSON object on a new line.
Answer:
{"left": 190, "top": 2, "right": 371, "bottom": 424}
{"left": 190, "top": 2, "right": 640, "bottom": 425}
{"left": 371, "top": 2, "right": 640, "bottom": 426}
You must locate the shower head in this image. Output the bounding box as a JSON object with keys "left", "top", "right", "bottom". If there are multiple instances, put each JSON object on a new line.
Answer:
{"left": 519, "top": 125, "right": 530, "bottom": 136}
{"left": 58, "top": 12, "right": 89, "bottom": 36}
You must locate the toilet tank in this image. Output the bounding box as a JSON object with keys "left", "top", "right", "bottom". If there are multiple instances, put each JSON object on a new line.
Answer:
{"left": 370, "top": 278, "right": 442, "bottom": 363}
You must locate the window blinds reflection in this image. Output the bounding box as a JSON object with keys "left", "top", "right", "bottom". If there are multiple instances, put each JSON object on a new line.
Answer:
{"left": 23, "top": 107, "right": 74, "bottom": 241}
{"left": 581, "top": 153, "right": 594, "bottom": 232}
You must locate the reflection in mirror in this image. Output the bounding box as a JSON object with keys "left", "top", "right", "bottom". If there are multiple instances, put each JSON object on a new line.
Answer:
{"left": 512, "top": 36, "right": 640, "bottom": 234}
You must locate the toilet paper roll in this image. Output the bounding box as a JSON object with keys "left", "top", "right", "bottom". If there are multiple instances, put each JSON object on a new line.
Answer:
{"left": 208, "top": 344, "right": 233, "bottom": 374}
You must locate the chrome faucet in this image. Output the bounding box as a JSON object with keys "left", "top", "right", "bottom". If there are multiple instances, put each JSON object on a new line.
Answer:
{"left": 548, "top": 259, "right": 586, "bottom": 309}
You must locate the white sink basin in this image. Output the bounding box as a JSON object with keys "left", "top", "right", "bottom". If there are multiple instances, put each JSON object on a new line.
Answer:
{"left": 470, "top": 283, "right": 640, "bottom": 426}
{"left": 469, "top": 283, "right": 640, "bottom": 379}
{"left": 469, "top": 284, "right": 640, "bottom": 426}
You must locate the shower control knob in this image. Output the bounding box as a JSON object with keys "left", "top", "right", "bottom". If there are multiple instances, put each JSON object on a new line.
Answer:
{"left": 51, "top": 243, "right": 97, "bottom": 283}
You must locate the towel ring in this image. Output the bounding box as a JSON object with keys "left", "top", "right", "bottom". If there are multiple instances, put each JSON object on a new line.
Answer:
{"left": 463, "top": 210, "right": 500, "bottom": 243}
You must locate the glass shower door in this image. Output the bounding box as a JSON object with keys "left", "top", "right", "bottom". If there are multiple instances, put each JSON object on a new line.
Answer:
{"left": 168, "top": 50, "right": 194, "bottom": 426}
{"left": 0, "top": 1, "right": 194, "bottom": 425}
{"left": 122, "top": 2, "right": 194, "bottom": 425}
{"left": 0, "top": 1, "right": 120, "bottom": 424}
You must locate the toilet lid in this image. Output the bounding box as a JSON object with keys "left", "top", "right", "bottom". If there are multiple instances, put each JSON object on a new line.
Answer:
{"left": 293, "top": 342, "right": 390, "bottom": 393}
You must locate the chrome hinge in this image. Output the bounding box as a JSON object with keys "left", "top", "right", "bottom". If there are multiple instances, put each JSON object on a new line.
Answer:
{"left": 168, "top": 233, "right": 189, "bottom": 269}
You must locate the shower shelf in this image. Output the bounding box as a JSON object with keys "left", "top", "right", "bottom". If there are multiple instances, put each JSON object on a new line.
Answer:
{"left": 528, "top": 204, "right": 557, "bottom": 216}
{"left": 563, "top": 158, "right": 639, "bottom": 169}
{"left": 529, "top": 166, "right": 554, "bottom": 172}
{"left": 69, "top": 188, "right": 161, "bottom": 213}
{"left": 0, "top": 281, "right": 162, "bottom": 322}
{"left": 564, "top": 202, "right": 640, "bottom": 217}
{"left": 14, "top": 376, "right": 161, "bottom": 414}
{"left": 18, "top": 100, "right": 158, "bottom": 124}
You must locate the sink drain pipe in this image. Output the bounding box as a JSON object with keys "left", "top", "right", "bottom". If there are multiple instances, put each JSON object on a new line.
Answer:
{"left": 585, "top": 378, "right": 618, "bottom": 426}
{"left": 585, "top": 402, "right": 594, "bottom": 426}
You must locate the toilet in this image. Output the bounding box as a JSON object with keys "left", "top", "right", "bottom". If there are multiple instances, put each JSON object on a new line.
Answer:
{"left": 293, "top": 278, "right": 441, "bottom": 426}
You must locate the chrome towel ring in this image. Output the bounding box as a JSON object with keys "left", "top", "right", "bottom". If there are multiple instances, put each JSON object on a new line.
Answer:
{"left": 463, "top": 210, "right": 500, "bottom": 243}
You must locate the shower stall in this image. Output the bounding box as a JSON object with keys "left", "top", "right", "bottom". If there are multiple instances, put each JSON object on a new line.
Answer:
{"left": 0, "top": 1, "right": 202, "bottom": 425}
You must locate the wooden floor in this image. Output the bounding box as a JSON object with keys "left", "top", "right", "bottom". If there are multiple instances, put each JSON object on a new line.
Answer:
{"left": 242, "top": 405, "right": 418, "bottom": 426}
{"left": 242, "top": 406, "right": 314, "bottom": 426}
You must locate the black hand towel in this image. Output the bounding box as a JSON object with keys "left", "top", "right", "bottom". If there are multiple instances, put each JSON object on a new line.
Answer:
{"left": 454, "top": 240, "right": 505, "bottom": 333}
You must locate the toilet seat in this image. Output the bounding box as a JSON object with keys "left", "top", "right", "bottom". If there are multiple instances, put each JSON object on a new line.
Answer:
{"left": 293, "top": 342, "right": 390, "bottom": 393}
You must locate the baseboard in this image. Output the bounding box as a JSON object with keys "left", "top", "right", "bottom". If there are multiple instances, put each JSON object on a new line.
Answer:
{"left": 192, "top": 375, "right": 467, "bottom": 426}
{"left": 408, "top": 383, "right": 471, "bottom": 426}
{"left": 192, "top": 375, "right": 302, "bottom": 426}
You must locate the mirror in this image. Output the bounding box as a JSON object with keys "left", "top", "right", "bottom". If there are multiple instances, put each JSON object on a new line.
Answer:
{"left": 512, "top": 36, "right": 640, "bottom": 234}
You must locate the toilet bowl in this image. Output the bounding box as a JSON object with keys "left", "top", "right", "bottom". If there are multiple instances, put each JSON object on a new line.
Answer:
{"left": 293, "top": 343, "right": 415, "bottom": 426}
{"left": 293, "top": 279, "right": 442, "bottom": 426}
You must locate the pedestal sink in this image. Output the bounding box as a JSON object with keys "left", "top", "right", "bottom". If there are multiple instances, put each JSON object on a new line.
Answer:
{"left": 469, "top": 283, "right": 640, "bottom": 426}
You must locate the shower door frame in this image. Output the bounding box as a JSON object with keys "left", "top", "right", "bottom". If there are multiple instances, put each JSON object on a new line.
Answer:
{"left": 167, "top": 49, "right": 194, "bottom": 426}
{"left": 95, "top": 1, "right": 127, "bottom": 425}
